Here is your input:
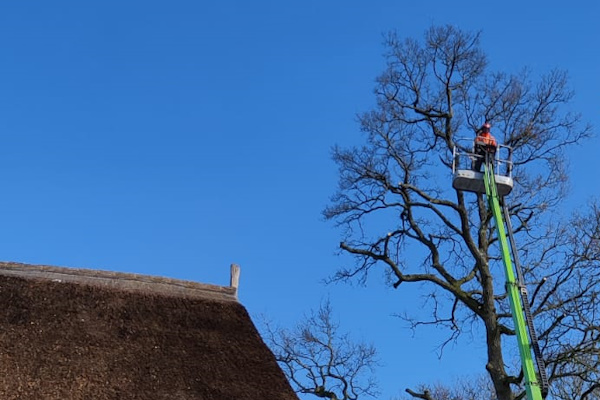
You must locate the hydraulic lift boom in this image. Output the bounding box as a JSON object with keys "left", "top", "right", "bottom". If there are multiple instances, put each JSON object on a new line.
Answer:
{"left": 482, "top": 159, "right": 548, "bottom": 400}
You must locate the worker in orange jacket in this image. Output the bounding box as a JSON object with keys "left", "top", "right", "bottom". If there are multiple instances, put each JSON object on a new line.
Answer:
{"left": 473, "top": 121, "right": 497, "bottom": 172}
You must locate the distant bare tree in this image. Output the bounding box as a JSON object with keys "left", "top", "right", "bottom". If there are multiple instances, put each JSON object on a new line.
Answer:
{"left": 324, "top": 25, "right": 597, "bottom": 400}
{"left": 402, "top": 374, "right": 600, "bottom": 400}
{"left": 552, "top": 372, "right": 600, "bottom": 400}
{"left": 262, "top": 301, "right": 379, "bottom": 400}
{"left": 401, "top": 374, "right": 496, "bottom": 400}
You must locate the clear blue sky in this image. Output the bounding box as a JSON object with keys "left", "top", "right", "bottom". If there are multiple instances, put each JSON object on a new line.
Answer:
{"left": 0, "top": 1, "right": 598, "bottom": 398}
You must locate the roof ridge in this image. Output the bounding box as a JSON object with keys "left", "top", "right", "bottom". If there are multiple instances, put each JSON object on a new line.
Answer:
{"left": 0, "top": 261, "right": 238, "bottom": 302}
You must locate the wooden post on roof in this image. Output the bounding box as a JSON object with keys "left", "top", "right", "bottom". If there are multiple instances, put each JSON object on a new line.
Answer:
{"left": 230, "top": 264, "right": 240, "bottom": 295}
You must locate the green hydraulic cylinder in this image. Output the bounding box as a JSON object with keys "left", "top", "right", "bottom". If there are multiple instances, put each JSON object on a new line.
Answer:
{"left": 483, "top": 161, "right": 544, "bottom": 400}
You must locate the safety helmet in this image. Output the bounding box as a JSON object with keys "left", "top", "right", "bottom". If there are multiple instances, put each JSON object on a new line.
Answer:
{"left": 482, "top": 122, "right": 491, "bottom": 132}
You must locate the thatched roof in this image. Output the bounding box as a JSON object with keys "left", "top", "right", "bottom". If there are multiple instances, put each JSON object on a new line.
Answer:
{"left": 0, "top": 262, "right": 299, "bottom": 400}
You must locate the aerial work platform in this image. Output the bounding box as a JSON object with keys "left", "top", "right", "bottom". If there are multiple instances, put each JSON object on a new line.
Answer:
{"left": 453, "top": 169, "right": 513, "bottom": 196}
{"left": 451, "top": 142, "right": 514, "bottom": 196}
{"left": 450, "top": 138, "right": 548, "bottom": 399}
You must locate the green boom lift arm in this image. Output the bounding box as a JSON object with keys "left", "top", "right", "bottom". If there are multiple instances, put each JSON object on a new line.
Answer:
{"left": 482, "top": 156, "right": 549, "bottom": 400}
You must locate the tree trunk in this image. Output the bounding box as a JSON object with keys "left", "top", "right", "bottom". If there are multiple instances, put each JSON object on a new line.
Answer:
{"left": 481, "top": 260, "right": 514, "bottom": 400}
{"left": 485, "top": 320, "right": 514, "bottom": 400}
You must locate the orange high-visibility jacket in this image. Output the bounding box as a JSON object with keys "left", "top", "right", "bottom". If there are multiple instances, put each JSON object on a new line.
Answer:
{"left": 475, "top": 132, "right": 497, "bottom": 148}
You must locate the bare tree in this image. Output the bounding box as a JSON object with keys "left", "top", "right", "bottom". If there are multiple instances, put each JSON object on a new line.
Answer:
{"left": 401, "top": 374, "right": 496, "bottom": 400}
{"left": 324, "top": 25, "right": 597, "bottom": 400}
{"left": 402, "top": 374, "right": 600, "bottom": 400}
{"left": 262, "top": 300, "right": 379, "bottom": 400}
